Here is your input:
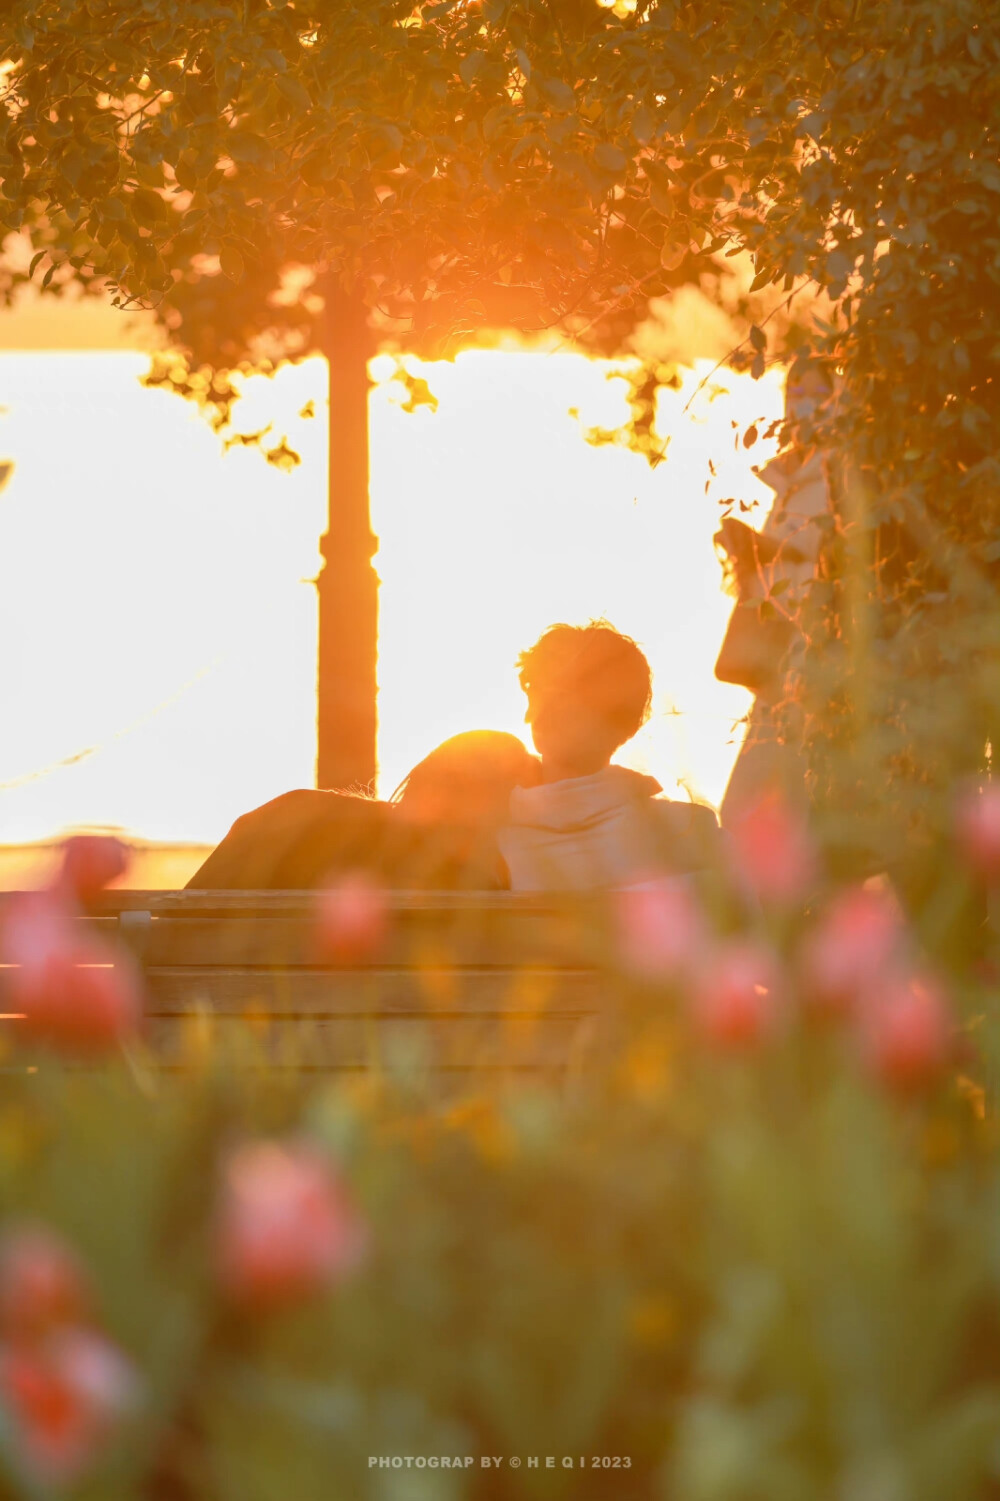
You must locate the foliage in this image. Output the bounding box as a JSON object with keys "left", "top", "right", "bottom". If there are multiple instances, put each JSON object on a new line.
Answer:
{"left": 1, "top": 0, "right": 999, "bottom": 870}
{"left": 1, "top": 826, "right": 1000, "bottom": 1498}
{"left": 1, "top": 986, "right": 999, "bottom": 1497}
{"left": 2, "top": 1040, "right": 997, "bottom": 1501}
{"left": 0, "top": 0, "right": 730, "bottom": 340}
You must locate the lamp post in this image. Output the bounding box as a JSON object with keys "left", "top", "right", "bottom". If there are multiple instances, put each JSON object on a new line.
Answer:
{"left": 316, "top": 281, "right": 379, "bottom": 792}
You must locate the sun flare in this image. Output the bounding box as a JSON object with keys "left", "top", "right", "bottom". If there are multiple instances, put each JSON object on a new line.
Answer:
{"left": 0, "top": 333, "right": 784, "bottom": 879}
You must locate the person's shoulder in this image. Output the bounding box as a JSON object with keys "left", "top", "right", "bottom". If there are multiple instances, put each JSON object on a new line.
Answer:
{"left": 187, "top": 790, "right": 386, "bottom": 890}
{"left": 652, "top": 798, "right": 720, "bottom": 833}
{"left": 229, "top": 788, "right": 318, "bottom": 824}
{"left": 255, "top": 788, "right": 371, "bottom": 814}
{"left": 237, "top": 789, "right": 381, "bottom": 829}
{"left": 647, "top": 797, "right": 724, "bottom": 874}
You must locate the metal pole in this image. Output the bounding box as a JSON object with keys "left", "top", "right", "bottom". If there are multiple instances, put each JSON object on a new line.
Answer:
{"left": 316, "top": 279, "right": 379, "bottom": 792}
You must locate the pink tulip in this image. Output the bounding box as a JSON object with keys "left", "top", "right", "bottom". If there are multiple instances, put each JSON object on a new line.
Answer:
{"left": 954, "top": 783, "right": 1000, "bottom": 883}
{"left": 800, "top": 885, "right": 905, "bottom": 1016}
{"left": 859, "top": 970, "right": 952, "bottom": 1094}
{"left": 614, "top": 877, "right": 707, "bottom": 983}
{"left": 691, "top": 939, "right": 784, "bottom": 1048}
{"left": 314, "top": 874, "right": 389, "bottom": 964}
{"left": 57, "top": 836, "right": 130, "bottom": 905}
{"left": 216, "top": 1140, "right": 367, "bottom": 1311}
{"left": 2, "top": 890, "right": 73, "bottom": 962}
{"left": 2, "top": 893, "right": 141, "bottom": 1054}
{"left": 0, "top": 1226, "right": 91, "bottom": 1344}
{"left": 728, "top": 790, "right": 818, "bottom": 906}
{"left": 0, "top": 1329, "right": 138, "bottom": 1486}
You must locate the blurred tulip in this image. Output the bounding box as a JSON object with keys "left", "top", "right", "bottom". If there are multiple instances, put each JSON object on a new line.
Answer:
{"left": 314, "top": 874, "right": 389, "bottom": 963}
{"left": 800, "top": 885, "right": 905, "bottom": 1016}
{"left": 859, "top": 970, "right": 952, "bottom": 1094}
{"left": 2, "top": 893, "right": 142, "bottom": 1054}
{"left": 614, "top": 877, "right": 707, "bottom": 983}
{"left": 954, "top": 783, "right": 1000, "bottom": 883}
{"left": 0, "top": 1329, "right": 138, "bottom": 1486}
{"left": 0, "top": 1226, "right": 91, "bottom": 1343}
{"left": 216, "top": 1140, "right": 367, "bottom": 1311}
{"left": 692, "top": 939, "right": 784, "bottom": 1048}
{"left": 728, "top": 790, "right": 818, "bottom": 906}
{"left": 1, "top": 889, "right": 73, "bottom": 962}
{"left": 56, "top": 836, "right": 130, "bottom": 905}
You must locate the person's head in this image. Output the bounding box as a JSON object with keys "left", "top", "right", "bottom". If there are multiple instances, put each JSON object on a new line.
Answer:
{"left": 516, "top": 622, "right": 653, "bottom": 778}
{"left": 391, "top": 730, "right": 539, "bottom": 828}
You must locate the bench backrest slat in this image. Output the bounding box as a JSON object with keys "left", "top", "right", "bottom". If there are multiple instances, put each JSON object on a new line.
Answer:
{"left": 0, "top": 891, "right": 616, "bottom": 1075}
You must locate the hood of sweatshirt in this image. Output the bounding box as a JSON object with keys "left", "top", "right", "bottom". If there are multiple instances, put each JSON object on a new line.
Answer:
{"left": 506, "top": 766, "right": 663, "bottom": 833}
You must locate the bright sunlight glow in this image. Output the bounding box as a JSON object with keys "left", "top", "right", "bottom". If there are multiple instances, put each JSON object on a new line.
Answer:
{"left": 0, "top": 339, "right": 785, "bottom": 874}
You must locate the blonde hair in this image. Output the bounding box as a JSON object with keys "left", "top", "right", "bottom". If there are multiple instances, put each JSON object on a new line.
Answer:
{"left": 390, "top": 730, "right": 537, "bottom": 821}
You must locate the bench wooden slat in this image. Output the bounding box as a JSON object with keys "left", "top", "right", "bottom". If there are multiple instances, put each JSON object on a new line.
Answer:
{"left": 144, "top": 1013, "right": 601, "bottom": 1070}
{"left": 125, "top": 915, "right": 601, "bottom": 969}
{"left": 143, "top": 967, "right": 602, "bottom": 1016}
{"left": 0, "top": 890, "right": 615, "bottom": 1076}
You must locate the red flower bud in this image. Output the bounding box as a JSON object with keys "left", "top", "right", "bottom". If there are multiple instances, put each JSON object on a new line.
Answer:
{"left": 0, "top": 1330, "right": 138, "bottom": 1486}
{"left": 3, "top": 894, "right": 142, "bottom": 1054}
{"left": 800, "top": 885, "right": 905, "bottom": 1017}
{"left": 216, "top": 1140, "right": 367, "bottom": 1312}
{"left": 728, "top": 790, "right": 818, "bottom": 906}
{"left": 314, "top": 875, "right": 389, "bottom": 964}
{"left": 0, "top": 1226, "right": 91, "bottom": 1343}
{"left": 57, "top": 836, "right": 130, "bottom": 905}
{"left": 692, "top": 939, "right": 784, "bottom": 1048}
{"left": 859, "top": 971, "right": 952, "bottom": 1094}
{"left": 954, "top": 783, "right": 1000, "bottom": 883}
{"left": 614, "top": 877, "right": 707, "bottom": 983}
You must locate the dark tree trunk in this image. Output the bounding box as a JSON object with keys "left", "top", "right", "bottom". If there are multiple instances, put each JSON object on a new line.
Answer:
{"left": 316, "top": 282, "right": 379, "bottom": 792}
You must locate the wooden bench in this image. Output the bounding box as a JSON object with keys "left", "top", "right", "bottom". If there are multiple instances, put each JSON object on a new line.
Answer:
{"left": 2, "top": 891, "right": 619, "bottom": 1079}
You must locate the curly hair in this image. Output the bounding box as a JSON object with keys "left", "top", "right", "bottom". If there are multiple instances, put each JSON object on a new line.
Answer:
{"left": 516, "top": 621, "right": 653, "bottom": 750}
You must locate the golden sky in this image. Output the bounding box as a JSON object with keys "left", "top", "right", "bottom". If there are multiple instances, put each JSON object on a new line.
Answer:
{"left": 0, "top": 288, "right": 784, "bottom": 847}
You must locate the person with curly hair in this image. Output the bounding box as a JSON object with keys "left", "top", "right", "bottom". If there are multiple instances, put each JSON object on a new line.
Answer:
{"left": 500, "top": 621, "right": 723, "bottom": 891}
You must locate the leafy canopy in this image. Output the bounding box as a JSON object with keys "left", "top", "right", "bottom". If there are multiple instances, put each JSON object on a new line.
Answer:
{"left": 2, "top": 0, "right": 1000, "bottom": 865}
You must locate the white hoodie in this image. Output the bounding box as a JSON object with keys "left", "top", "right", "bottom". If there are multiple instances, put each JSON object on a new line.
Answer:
{"left": 499, "top": 765, "right": 722, "bottom": 892}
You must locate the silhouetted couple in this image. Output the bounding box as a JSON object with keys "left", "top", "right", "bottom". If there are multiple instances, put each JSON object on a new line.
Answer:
{"left": 188, "top": 622, "right": 722, "bottom": 892}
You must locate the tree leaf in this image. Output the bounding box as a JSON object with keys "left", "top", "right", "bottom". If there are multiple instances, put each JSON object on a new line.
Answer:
{"left": 219, "top": 244, "right": 244, "bottom": 282}
{"left": 632, "top": 104, "right": 654, "bottom": 144}
{"left": 175, "top": 154, "right": 200, "bottom": 191}
{"left": 28, "top": 251, "right": 45, "bottom": 280}
{"left": 275, "top": 73, "right": 311, "bottom": 110}
{"left": 459, "top": 51, "right": 485, "bottom": 87}
{"left": 594, "top": 143, "right": 627, "bottom": 174}
{"left": 541, "top": 77, "right": 575, "bottom": 111}
{"left": 131, "top": 188, "right": 164, "bottom": 228}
